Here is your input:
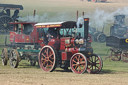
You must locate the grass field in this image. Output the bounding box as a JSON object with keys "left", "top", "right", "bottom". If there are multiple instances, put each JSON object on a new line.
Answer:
{"left": 1, "top": 42, "right": 128, "bottom": 85}
{"left": 1, "top": 0, "right": 128, "bottom": 85}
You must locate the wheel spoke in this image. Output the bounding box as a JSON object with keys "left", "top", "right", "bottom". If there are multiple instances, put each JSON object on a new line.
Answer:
{"left": 72, "top": 60, "right": 77, "bottom": 63}
{"left": 42, "top": 60, "right": 46, "bottom": 66}
{"left": 79, "top": 61, "right": 85, "bottom": 65}
{"left": 78, "top": 55, "right": 80, "bottom": 62}
{"left": 46, "top": 48, "right": 49, "bottom": 57}
{"left": 88, "top": 65, "right": 92, "bottom": 69}
{"left": 41, "top": 57, "right": 45, "bottom": 61}
{"left": 95, "top": 58, "right": 99, "bottom": 62}
{"left": 74, "top": 65, "right": 78, "bottom": 70}
{"left": 78, "top": 65, "right": 82, "bottom": 71}
{"left": 41, "top": 53, "right": 46, "bottom": 57}
{"left": 74, "top": 56, "right": 78, "bottom": 61}
{"left": 48, "top": 53, "right": 53, "bottom": 58}
{"left": 72, "top": 64, "right": 77, "bottom": 66}
{"left": 48, "top": 59, "right": 53, "bottom": 64}
{"left": 96, "top": 66, "right": 100, "bottom": 70}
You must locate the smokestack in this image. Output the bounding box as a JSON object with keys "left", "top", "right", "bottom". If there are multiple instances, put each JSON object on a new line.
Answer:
{"left": 82, "top": 11, "right": 84, "bottom": 17}
{"left": 77, "top": 10, "right": 78, "bottom": 21}
{"left": 33, "top": 10, "right": 36, "bottom": 17}
{"left": 84, "top": 18, "right": 89, "bottom": 40}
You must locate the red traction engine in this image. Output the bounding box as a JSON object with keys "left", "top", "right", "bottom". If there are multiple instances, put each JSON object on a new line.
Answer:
{"left": 37, "top": 18, "right": 103, "bottom": 74}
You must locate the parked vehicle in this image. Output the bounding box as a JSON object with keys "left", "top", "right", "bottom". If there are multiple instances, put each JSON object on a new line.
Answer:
{"left": 87, "top": 0, "right": 107, "bottom": 3}
{"left": 0, "top": 4, "right": 23, "bottom": 33}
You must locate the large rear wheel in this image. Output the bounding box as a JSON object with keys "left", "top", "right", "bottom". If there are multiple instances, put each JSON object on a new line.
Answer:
{"left": 38, "top": 45, "right": 57, "bottom": 72}
{"left": 70, "top": 53, "right": 87, "bottom": 74}
{"left": 0, "top": 15, "right": 13, "bottom": 33}
{"left": 87, "top": 54, "right": 103, "bottom": 74}
{"left": 97, "top": 33, "right": 106, "bottom": 43}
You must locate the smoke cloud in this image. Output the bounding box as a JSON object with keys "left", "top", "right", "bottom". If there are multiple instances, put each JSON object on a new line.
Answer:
{"left": 77, "top": 7, "right": 128, "bottom": 30}
{"left": 18, "top": 12, "right": 74, "bottom": 22}
{"left": 84, "top": 7, "right": 128, "bottom": 28}
{"left": 19, "top": 7, "right": 128, "bottom": 31}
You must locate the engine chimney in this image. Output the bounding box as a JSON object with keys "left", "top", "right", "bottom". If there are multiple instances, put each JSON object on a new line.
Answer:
{"left": 33, "top": 10, "right": 36, "bottom": 17}
{"left": 76, "top": 10, "right": 78, "bottom": 21}
{"left": 84, "top": 18, "right": 89, "bottom": 40}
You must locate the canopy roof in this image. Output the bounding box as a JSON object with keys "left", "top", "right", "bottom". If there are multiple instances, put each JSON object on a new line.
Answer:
{"left": 35, "top": 21, "right": 77, "bottom": 28}
{"left": 9, "top": 22, "right": 36, "bottom": 24}
{"left": 0, "top": 4, "right": 23, "bottom": 10}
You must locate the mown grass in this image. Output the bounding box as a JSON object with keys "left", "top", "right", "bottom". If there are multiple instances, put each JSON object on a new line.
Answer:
{"left": 92, "top": 42, "right": 128, "bottom": 73}
{"left": 0, "top": 39, "right": 128, "bottom": 74}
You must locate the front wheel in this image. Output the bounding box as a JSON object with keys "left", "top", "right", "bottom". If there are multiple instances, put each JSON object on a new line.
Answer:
{"left": 70, "top": 53, "right": 87, "bottom": 74}
{"left": 87, "top": 54, "right": 103, "bottom": 74}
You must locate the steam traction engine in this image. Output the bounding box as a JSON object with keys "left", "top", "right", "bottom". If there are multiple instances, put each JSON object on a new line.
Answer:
{"left": 37, "top": 18, "right": 103, "bottom": 74}
{"left": 110, "top": 15, "right": 128, "bottom": 38}
{"left": 1, "top": 22, "right": 38, "bottom": 67}
{"left": 106, "top": 15, "right": 128, "bottom": 62}
{"left": 1, "top": 18, "right": 103, "bottom": 74}
{"left": 0, "top": 4, "right": 23, "bottom": 33}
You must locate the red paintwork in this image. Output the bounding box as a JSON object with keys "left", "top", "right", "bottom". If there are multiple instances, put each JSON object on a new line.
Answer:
{"left": 9, "top": 22, "right": 41, "bottom": 44}
{"left": 48, "top": 39, "right": 60, "bottom": 50}
{"left": 9, "top": 20, "right": 91, "bottom": 62}
{"left": 62, "top": 52, "right": 67, "bottom": 60}
{"left": 65, "top": 48, "right": 79, "bottom": 54}
{"left": 61, "top": 52, "right": 73, "bottom": 60}
{"left": 60, "top": 37, "right": 75, "bottom": 50}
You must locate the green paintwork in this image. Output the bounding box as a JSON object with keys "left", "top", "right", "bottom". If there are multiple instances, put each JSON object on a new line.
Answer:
{"left": 17, "top": 49, "right": 40, "bottom": 53}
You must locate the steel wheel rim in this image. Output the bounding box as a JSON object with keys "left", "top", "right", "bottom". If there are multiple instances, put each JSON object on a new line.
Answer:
{"left": 121, "top": 53, "right": 128, "bottom": 62}
{"left": 70, "top": 53, "right": 87, "bottom": 74}
{"left": 10, "top": 49, "right": 19, "bottom": 68}
{"left": 87, "top": 54, "right": 103, "bottom": 74}
{"left": 111, "top": 51, "right": 121, "bottom": 61}
{"left": 0, "top": 15, "right": 13, "bottom": 32}
{"left": 39, "top": 46, "right": 56, "bottom": 72}
{"left": 97, "top": 34, "right": 106, "bottom": 43}
{"left": 1, "top": 48, "right": 8, "bottom": 65}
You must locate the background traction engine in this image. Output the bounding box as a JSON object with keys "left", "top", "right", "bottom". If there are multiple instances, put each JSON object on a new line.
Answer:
{"left": 1, "top": 22, "right": 39, "bottom": 68}
{"left": 37, "top": 18, "right": 103, "bottom": 74}
{"left": 0, "top": 4, "right": 23, "bottom": 33}
{"left": 106, "top": 15, "right": 128, "bottom": 62}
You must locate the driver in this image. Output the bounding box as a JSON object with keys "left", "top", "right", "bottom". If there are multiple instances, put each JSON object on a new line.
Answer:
{"left": 47, "top": 28, "right": 60, "bottom": 39}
